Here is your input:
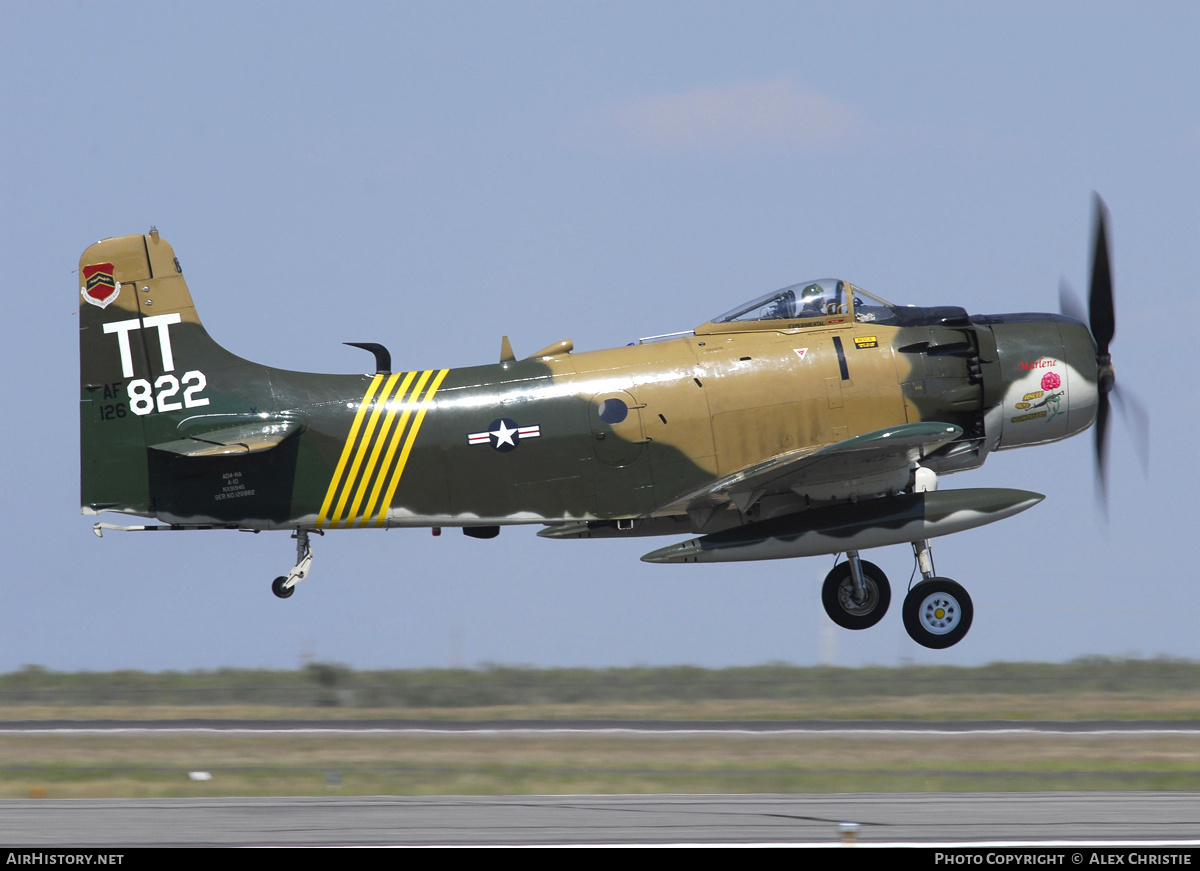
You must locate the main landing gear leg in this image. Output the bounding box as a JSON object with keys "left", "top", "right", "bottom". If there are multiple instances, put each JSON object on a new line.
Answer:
{"left": 272, "top": 528, "right": 319, "bottom": 599}
{"left": 912, "top": 539, "right": 935, "bottom": 581}
{"left": 821, "top": 550, "right": 891, "bottom": 630}
{"left": 902, "top": 538, "right": 973, "bottom": 649}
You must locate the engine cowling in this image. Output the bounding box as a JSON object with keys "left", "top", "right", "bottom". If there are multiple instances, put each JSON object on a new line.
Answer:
{"left": 979, "top": 313, "right": 1099, "bottom": 450}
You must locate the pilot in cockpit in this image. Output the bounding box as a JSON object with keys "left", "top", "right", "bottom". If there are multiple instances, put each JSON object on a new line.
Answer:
{"left": 798, "top": 283, "right": 827, "bottom": 315}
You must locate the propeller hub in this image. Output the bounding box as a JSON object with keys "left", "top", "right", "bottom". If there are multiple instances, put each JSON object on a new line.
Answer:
{"left": 1097, "top": 355, "right": 1114, "bottom": 395}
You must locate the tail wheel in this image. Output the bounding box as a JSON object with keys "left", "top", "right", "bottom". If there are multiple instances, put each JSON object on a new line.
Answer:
{"left": 903, "top": 578, "right": 973, "bottom": 649}
{"left": 822, "top": 560, "right": 890, "bottom": 630}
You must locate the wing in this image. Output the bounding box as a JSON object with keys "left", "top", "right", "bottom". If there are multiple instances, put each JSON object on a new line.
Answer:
{"left": 650, "top": 421, "right": 962, "bottom": 523}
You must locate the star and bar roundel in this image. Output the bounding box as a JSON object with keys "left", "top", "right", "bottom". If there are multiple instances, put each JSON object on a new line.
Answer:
{"left": 468, "top": 418, "right": 541, "bottom": 452}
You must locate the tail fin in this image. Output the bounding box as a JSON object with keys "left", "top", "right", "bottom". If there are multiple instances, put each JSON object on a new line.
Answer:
{"left": 79, "top": 230, "right": 285, "bottom": 521}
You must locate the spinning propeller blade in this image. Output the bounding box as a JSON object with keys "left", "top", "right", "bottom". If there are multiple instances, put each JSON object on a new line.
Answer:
{"left": 1064, "top": 195, "right": 1148, "bottom": 510}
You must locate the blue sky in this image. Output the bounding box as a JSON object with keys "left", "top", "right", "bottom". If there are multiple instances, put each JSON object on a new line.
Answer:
{"left": 1, "top": 2, "right": 1196, "bottom": 670}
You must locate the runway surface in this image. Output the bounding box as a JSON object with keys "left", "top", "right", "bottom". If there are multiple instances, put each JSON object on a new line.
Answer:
{"left": 2, "top": 792, "right": 1199, "bottom": 846}
{"left": 5, "top": 722, "right": 1198, "bottom": 845}
{"left": 3, "top": 719, "right": 1200, "bottom": 734}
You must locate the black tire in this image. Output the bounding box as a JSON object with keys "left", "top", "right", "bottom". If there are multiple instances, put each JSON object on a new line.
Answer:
{"left": 271, "top": 576, "right": 295, "bottom": 599}
{"left": 902, "top": 578, "right": 973, "bottom": 649}
{"left": 821, "top": 560, "right": 890, "bottom": 630}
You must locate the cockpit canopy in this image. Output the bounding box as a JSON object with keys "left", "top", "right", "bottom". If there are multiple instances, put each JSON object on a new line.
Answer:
{"left": 698, "top": 279, "right": 902, "bottom": 334}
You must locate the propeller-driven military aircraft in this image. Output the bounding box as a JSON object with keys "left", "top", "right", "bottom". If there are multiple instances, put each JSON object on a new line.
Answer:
{"left": 79, "top": 197, "right": 1140, "bottom": 648}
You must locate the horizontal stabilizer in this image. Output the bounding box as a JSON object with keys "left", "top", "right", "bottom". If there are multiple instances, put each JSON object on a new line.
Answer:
{"left": 151, "top": 419, "right": 304, "bottom": 457}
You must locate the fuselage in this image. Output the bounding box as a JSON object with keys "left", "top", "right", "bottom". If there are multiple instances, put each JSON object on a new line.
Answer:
{"left": 78, "top": 233, "right": 1098, "bottom": 535}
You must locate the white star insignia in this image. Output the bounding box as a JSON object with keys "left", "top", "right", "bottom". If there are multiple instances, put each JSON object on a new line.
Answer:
{"left": 491, "top": 420, "right": 517, "bottom": 447}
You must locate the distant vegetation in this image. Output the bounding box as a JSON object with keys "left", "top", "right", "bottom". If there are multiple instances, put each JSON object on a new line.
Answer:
{"left": 4, "top": 660, "right": 1195, "bottom": 797}
{"left": 1, "top": 658, "right": 1197, "bottom": 709}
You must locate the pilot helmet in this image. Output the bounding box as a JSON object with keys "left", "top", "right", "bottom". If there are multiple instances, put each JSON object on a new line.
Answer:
{"left": 799, "top": 283, "right": 825, "bottom": 310}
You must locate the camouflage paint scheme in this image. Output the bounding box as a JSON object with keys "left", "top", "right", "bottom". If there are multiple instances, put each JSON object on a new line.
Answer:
{"left": 80, "top": 232, "right": 1100, "bottom": 540}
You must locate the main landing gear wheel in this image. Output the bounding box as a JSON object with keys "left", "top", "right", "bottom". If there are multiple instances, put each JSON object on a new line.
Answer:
{"left": 822, "top": 559, "right": 891, "bottom": 630}
{"left": 903, "top": 578, "right": 973, "bottom": 649}
{"left": 271, "top": 576, "right": 294, "bottom": 599}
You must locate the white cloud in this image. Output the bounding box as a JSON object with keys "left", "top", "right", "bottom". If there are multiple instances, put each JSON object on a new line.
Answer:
{"left": 594, "top": 76, "right": 860, "bottom": 153}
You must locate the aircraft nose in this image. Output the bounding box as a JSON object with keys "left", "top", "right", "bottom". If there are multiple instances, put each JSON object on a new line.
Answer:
{"left": 986, "top": 314, "right": 1098, "bottom": 450}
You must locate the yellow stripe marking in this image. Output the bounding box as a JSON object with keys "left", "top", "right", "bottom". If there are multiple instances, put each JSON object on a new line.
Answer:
{"left": 316, "top": 375, "right": 384, "bottom": 528}
{"left": 357, "top": 369, "right": 431, "bottom": 528}
{"left": 344, "top": 370, "right": 418, "bottom": 526}
{"left": 329, "top": 373, "right": 403, "bottom": 527}
{"left": 374, "top": 368, "right": 448, "bottom": 527}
